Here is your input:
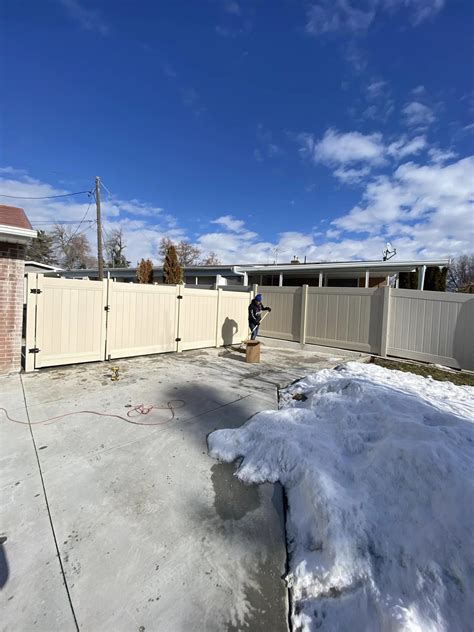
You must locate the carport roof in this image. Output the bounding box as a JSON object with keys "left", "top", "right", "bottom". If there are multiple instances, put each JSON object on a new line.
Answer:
{"left": 237, "top": 259, "right": 450, "bottom": 277}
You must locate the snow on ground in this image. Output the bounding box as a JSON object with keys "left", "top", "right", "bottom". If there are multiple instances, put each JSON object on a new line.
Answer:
{"left": 208, "top": 362, "right": 474, "bottom": 632}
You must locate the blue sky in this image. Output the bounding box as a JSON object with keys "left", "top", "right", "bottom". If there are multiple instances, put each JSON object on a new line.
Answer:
{"left": 1, "top": 0, "right": 473, "bottom": 264}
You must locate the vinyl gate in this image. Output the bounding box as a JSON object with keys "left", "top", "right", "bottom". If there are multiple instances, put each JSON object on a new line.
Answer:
{"left": 105, "top": 281, "right": 180, "bottom": 359}
{"left": 25, "top": 274, "right": 107, "bottom": 370}
{"left": 24, "top": 274, "right": 252, "bottom": 371}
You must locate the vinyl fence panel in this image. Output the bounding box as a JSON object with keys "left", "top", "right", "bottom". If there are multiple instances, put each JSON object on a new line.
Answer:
{"left": 257, "top": 286, "right": 302, "bottom": 342}
{"left": 305, "top": 287, "right": 383, "bottom": 353}
{"left": 387, "top": 289, "right": 474, "bottom": 370}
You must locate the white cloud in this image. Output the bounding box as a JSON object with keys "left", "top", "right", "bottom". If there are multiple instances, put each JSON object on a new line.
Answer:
{"left": 428, "top": 147, "right": 458, "bottom": 164}
{"left": 367, "top": 80, "right": 387, "bottom": 100}
{"left": 306, "top": 1, "right": 375, "bottom": 35}
{"left": 332, "top": 157, "right": 474, "bottom": 258}
{"left": 211, "top": 215, "right": 246, "bottom": 232}
{"left": 403, "top": 101, "right": 436, "bottom": 128}
{"left": 298, "top": 129, "right": 429, "bottom": 182}
{"left": 412, "top": 85, "right": 426, "bottom": 97}
{"left": 396, "top": 0, "right": 444, "bottom": 25}
{"left": 333, "top": 166, "right": 371, "bottom": 184}
{"left": 59, "top": 0, "right": 109, "bottom": 36}
{"left": 387, "top": 135, "right": 426, "bottom": 159}
{"left": 300, "top": 129, "right": 386, "bottom": 167}
{"left": 305, "top": 0, "right": 444, "bottom": 36}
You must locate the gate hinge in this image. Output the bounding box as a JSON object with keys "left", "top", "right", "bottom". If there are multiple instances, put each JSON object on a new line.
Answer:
{"left": 177, "top": 295, "right": 183, "bottom": 299}
{"left": 30, "top": 288, "right": 42, "bottom": 294}
{"left": 175, "top": 338, "right": 182, "bottom": 342}
{"left": 104, "top": 305, "right": 111, "bottom": 312}
{"left": 29, "top": 347, "right": 40, "bottom": 354}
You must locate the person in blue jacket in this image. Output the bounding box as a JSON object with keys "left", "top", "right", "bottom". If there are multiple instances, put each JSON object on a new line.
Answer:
{"left": 248, "top": 294, "right": 271, "bottom": 340}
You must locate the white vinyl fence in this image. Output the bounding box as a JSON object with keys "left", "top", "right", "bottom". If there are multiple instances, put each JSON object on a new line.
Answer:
{"left": 387, "top": 289, "right": 473, "bottom": 369}
{"left": 24, "top": 274, "right": 251, "bottom": 371}
{"left": 257, "top": 285, "right": 473, "bottom": 370}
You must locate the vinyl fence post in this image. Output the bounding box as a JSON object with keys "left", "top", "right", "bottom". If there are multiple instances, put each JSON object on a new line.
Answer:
{"left": 24, "top": 273, "right": 37, "bottom": 372}
{"left": 252, "top": 284, "right": 258, "bottom": 298}
{"left": 299, "top": 284, "right": 308, "bottom": 346}
{"left": 380, "top": 286, "right": 391, "bottom": 357}
{"left": 176, "top": 284, "right": 184, "bottom": 353}
{"left": 215, "top": 287, "right": 223, "bottom": 348}
{"left": 102, "top": 277, "right": 110, "bottom": 361}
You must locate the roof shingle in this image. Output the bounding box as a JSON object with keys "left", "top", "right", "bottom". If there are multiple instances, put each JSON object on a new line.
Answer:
{"left": 0, "top": 205, "right": 33, "bottom": 230}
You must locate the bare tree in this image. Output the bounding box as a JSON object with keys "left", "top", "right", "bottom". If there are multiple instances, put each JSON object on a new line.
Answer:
{"left": 105, "top": 228, "right": 130, "bottom": 268}
{"left": 201, "top": 251, "right": 221, "bottom": 265}
{"left": 136, "top": 258, "right": 154, "bottom": 283}
{"left": 51, "top": 225, "right": 96, "bottom": 269}
{"left": 448, "top": 254, "right": 474, "bottom": 292}
{"left": 159, "top": 237, "right": 201, "bottom": 266}
{"left": 25, "top": 230, "right": 57, "bottom": 265}
{"left": 176, "top": 240, "right": 201, "bottom": 265}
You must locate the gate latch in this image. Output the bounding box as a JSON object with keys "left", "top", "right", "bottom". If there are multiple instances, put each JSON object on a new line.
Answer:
{"left": 30, "top": 289, "right": 42, "bottom": 294}
{"left": 104, "top": 305, "right": 111, "bottom": 312}
{"left": 29, "top": 347, "right": 40, "bottom": 354}
{"left": 175, "top": 338, "right": 182, "bottom": 342}
{"left": 177, "top": 295, "right": 183, "bottom": 299}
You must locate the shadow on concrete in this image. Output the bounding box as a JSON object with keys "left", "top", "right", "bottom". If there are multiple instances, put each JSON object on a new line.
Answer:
{"left": 155, "top": 381, "right": 288, "bottom": 630}
{"left": 0, "top": 537, "right": 9, "bottom": 589}
{"left": 219, "top": 348, "right": 247, "bottom": 363}
{"left": 211, "top": 462, "right": 260, "bottom": 521}
{"left": 156, "top": 381, "right": 262, "bottom": 457}
{"left": 186, "top": 462, "right": 288, "bottom": 632}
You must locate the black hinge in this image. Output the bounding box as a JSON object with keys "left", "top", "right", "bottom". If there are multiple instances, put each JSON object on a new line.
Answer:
{"left": 177, "top": 295, "right": 183, "bottom": 299}
{"left": 30, "top": 288, "right": 42, "bottom": 294}
{"left": 29, "top": 347, "right": 40, "bottom": 354}
{"left": 104, "top": 305, "right": 110, "bottom": 312}
{"left": 175, "top": 337, "right": 182, "bottom": 342}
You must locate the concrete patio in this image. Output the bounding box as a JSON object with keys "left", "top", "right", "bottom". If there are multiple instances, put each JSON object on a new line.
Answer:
{"left": 1, "top": 342, "right": 366, "bottom": 632}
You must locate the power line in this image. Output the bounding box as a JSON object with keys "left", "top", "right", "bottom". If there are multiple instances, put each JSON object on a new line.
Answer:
{"left": 99, "top": 180, "right": 123, "bottom": 218}
{"left": 0, "top": 190, "right": 93, "bottom": 200}
{"left": 66, "top": 196, "right": 95, "bottom": 243}
{"left": 29, "top": 220, "right": 96, "bottom": 225}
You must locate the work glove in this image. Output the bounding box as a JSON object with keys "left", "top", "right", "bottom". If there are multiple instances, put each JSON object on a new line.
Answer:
{"left": 266, "top": 307, "right": 272, "bottom": 312}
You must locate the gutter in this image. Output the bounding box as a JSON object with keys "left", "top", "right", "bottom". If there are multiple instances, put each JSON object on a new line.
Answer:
{"left": 0, "top": 224, "right": 37, "bottom": 244}
{"left": 232, "top": 266, "right": 248, "bottom": 285}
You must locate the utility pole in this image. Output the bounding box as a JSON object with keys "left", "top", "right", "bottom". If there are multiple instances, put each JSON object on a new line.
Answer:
{"left": 95, "top": 176, "right": 104, "bottom": 280}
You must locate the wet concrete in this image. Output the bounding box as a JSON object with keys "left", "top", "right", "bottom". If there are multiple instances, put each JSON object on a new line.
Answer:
{"left": 1, "top": 345, "right": 365, "bottom": 631}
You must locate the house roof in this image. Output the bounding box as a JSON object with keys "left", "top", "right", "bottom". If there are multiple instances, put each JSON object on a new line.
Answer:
{"left": 237, "top": 259, "right": 451, "bottom": 275}
{"left": 0, "top": 205, "right": 37, "bottom": 244}
{"left": 0, "top": 205, "right": 33, "bottom": 230}
{"left": 25, "top": 261, "right": 63, "bottom": 272}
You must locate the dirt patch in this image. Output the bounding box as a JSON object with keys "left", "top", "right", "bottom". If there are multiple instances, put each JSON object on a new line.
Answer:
{"left": 372, "top": 357, "right": 474, "bottom": 387}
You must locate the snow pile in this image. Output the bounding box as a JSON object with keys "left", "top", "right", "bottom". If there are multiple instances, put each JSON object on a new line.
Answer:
{"left": 208, "top": 362, "right": 474, "bottom": 631}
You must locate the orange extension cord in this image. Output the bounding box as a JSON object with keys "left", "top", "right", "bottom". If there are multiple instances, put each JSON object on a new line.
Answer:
{"left": 0, "top": 400, "right": 186, "bottom": 428}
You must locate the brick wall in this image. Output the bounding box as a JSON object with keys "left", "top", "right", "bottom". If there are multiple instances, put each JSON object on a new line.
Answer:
{"left": 0, "top": 242, "right": 26, "bottom": 374}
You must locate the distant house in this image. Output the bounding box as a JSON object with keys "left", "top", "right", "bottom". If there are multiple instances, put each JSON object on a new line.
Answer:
{"left": 25, "top": 261, "right": 63, "bottom": 274}
{"left": 58, "top": 258, "right": 450, "bottom": 291}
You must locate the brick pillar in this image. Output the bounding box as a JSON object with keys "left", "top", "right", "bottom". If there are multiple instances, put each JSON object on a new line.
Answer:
{"left": 0, "top": 242, "right": 26, "bottom": 374}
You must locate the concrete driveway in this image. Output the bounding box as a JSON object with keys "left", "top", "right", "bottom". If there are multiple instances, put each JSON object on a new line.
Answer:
{"left": 1, "top": 343, "right": 364, "bottom": 631}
